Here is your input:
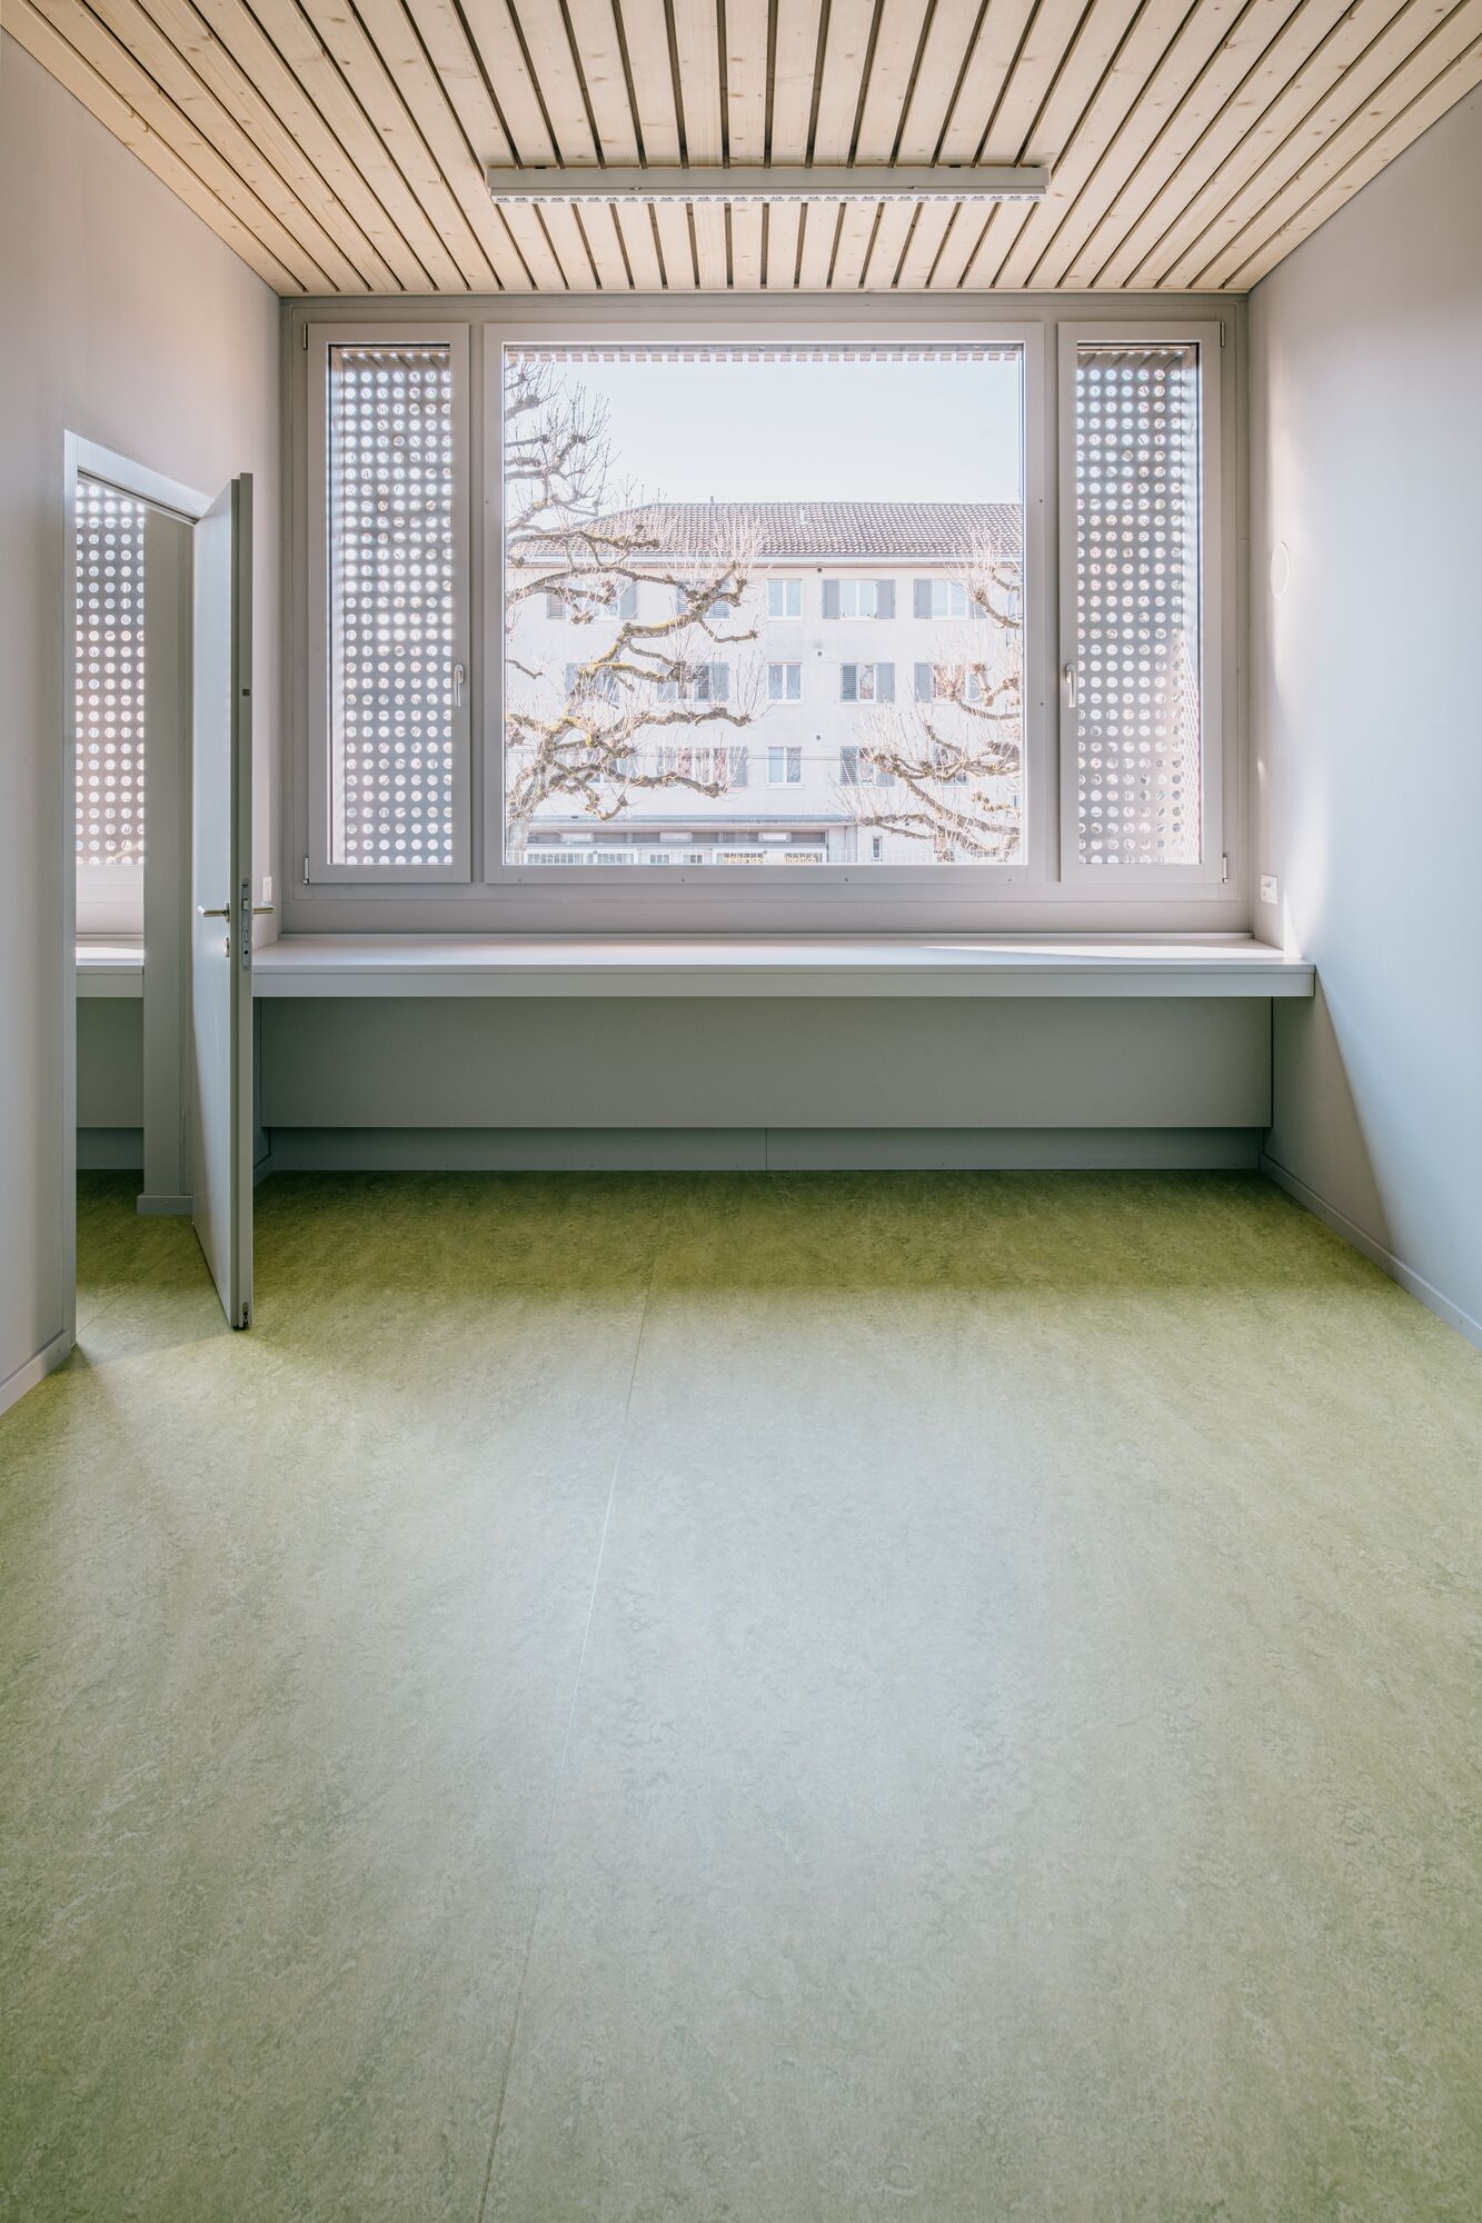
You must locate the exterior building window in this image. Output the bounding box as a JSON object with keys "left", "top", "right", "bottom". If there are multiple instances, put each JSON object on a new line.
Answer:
{"left": 658, "top": 662, "right": 729, "bottom": 703}
{"left": 823, "top": 578, "right": 895, "bottom": 619}
{"left": 767, "top": 578, "right": 802, "bottom": 618}
{"left": 841, "top": 663, "right": 895, "bottom": 703}
{"left": 913, "top": 579, "right": 986, "bottom": 620}
{"left": 768, "top": 662, "right": 802, "bottom": 702}
{"left": 768, "top": 745, "right": 803, "bottom": 785}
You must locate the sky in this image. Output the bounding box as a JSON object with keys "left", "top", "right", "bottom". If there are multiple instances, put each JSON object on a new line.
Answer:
{"left": 541, "top": 354, "right": 1023, "bottom": 506}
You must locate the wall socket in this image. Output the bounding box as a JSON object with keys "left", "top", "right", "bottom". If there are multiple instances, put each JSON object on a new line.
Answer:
{"left": 1259, "top": 875, "right": 1279, "bottom": 905}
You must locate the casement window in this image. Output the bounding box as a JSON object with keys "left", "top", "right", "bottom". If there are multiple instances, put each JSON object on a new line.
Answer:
{"left": 841, "top": 663, "right": 895, "bottom": 703}
{"left": 297, "top": 320, "right": 1229, "bottom": 913}
{"left": 823, "top": 578, "right": 894, "bottom": 619}
{"left": 913, "top": 579, "right": 987, "bottom": 621}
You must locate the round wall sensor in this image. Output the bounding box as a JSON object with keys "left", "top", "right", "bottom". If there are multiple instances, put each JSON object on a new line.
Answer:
{"left": 1270, "top": 541, "right": 1291, "bottom": 600}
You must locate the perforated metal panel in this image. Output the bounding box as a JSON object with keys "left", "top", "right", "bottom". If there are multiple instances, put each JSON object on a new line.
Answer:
{"left": 328, "top": 344, "right": 455, "bottom": 867}
{"left": 1074, "top": 344, "right": 1202, "bottom": 866}
{"left": 76, "top": 478, "right": 146, "bottom": 865}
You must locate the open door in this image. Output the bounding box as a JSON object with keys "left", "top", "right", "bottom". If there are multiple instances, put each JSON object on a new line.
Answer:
{"left": 191, "top": 476, "right": 254, "bottom": 1328}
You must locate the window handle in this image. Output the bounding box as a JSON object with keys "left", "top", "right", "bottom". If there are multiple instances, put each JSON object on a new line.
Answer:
{"left": 198, "top": 905, "right": 230, "bottom": 918}
{"left": 1062, "top": 660, "right": 1079, "bottom": 711}
{"left": 452, "top": 660, "right": 466, "bottom": 707}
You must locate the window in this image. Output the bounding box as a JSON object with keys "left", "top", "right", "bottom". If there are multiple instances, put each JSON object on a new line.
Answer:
{"left": 1063, "top": 332, "right": 1218, "bottom": 871}
{"left": 823, "top": 578, "right": 894, "bottom": 619}
{"left": 300, "top": 324, "right": 1229, "bottom": 907}
{"left": 913, "top": 579, "right": 986, "bottom": 621}
{"left": 841, "top": 663, "right": 895, "bottom": 703}
{"left": 317, "top": 333, "right": 469, "bottom": 877}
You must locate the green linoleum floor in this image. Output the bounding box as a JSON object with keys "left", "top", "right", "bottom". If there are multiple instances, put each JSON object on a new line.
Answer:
{"left": 2, "top": 1170, "right": 1481, "bottom": 2222}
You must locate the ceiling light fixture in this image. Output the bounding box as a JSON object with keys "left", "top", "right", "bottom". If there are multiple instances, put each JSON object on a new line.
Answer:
{"left": 486, "top": 164, "right": 1049, "bottom": 205}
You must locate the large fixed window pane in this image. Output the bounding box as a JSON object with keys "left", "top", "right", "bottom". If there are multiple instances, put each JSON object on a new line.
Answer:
{"left": 1072, "top": 342, "right": 1203, "bottom": 866}
{"left": 501, "top": 345, "right": 1025, "bottom": 868}
{"left": 76, "top": 477, "right": 146, "bottom": 869}
{"left": 327, "top": 343, "right": 456, "bottom": 868}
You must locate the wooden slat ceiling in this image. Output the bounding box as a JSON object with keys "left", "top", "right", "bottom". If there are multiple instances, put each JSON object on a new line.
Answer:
{"left": 9, "top": 0, "right": 1482, "bottom": 295}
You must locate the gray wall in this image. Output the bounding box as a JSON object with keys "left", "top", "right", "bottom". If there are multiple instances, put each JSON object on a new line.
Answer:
{"left": 1249, "top": 86, "right": 1482, "bottom": 1342}
{"left": 0, "top": 34, "right": 280, "bottom": 1405}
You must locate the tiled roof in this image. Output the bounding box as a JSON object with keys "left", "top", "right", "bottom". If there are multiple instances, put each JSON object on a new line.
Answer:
{"left": 569, "top": 501, "right": 1023, "bottom": 561}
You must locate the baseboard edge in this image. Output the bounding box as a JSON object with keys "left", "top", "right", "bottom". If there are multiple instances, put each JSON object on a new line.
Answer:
{"left": 0, "top": 1326, "right": 73, "bottom": 1419}
{"left": 1261, "top": 1153, "right": 1482, "bottom": 1353}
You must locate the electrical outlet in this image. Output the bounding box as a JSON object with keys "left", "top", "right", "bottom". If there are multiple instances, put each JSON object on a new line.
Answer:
{"left": 1260, "top": 875, "right": 1279, "bottom": 905}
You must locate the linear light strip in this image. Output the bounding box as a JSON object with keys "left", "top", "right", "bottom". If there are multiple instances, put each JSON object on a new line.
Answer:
{"left": 486, "top": 164, "right": 1049, "bottom": 205}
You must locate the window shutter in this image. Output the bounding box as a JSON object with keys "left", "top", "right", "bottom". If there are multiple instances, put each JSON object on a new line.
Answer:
{"left": 841, "top": 664, "right": 857, "bottom": 701}
{"left": 840, "top": 747, "right": 858, "bottom": 786}
{"left": 711, "top": 662, "right": 730, "bottom": 700}
{"left": 1073, "top": 341, "right": 1203, "bottom": 865}
{"left": 913, "top": 579, "right": 931, "bottom": 620}
{"left": 618, "top": 582, "right": 637, "bottom": 618}
{"left": 822, "top": 579, "right": 840, "bottom": 620}
{"left": 914, "top": 662, "right": 933, "bottom": 703}
{"left": 76, "top": 480, "right": 146, "bottom": 867}
{"left": 877, "top": 663, "right": 895, "bottom": 703}
{"left": 564, "top": 664, "right": 579, "bottom": 693}
{"left": 877, "top": 579, "right": 895, "bottom": 620}
{"left": 731, "top": 745, "right": 749, "bottom": 787}
{"left": 787, "top": 747, "right": 802, "bottom": 782}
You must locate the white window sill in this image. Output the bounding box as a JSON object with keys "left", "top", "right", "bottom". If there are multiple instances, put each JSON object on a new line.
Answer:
{"left": 243, "top": 933, "right": 1313, "bottom": 1000}
{"left": 78, "top": 933, "right": 1314, "bottom": 1003}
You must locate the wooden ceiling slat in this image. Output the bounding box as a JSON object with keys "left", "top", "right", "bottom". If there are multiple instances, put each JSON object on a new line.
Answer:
{"left": 730, "top": 201, "right": 767, "bottom": 287}
{"left": 894, "top": 0, "right": 984, "bottom": 160}
{"left": 855, "top": 0, "right": 935, "bottom": 158}
{"left": 4, "top": 0, "right": 300, "bottom": 290}
{"left": 692, "top": 203, "right": 731, "bottom": 286}
{"left": 403, "top": 0, "right": 561, "bottom": 284}
{"left": 652, "top": 201, "right": 698, "bottom": 285}
{"left": 769, "top": 0, "right": 827, "bottom": 159}
{"left": 829, "top": 198, "right": 882, "bottom": 286}
{"left": 538, "top": 200, "right": 604, "bottom": 284}
{"left": 797, "top": 200, "right": 841, "bottom": 285}
{"left": 926, "top": 199, "right": 987, "bottom": 284}
{"left": 614, "top": 0, "right": 684, "bottom": 161}
{"left": 1099, "top": 0, "right": 1420, "bottom": 285}
{"left": 79, "top": 0, "right": 363, "bottom": 289}
{"left": 1021, "top": 0, "right": 1293, "bottom": 289}
{"left": 561, "top": 0, "right": 643, "bottom": 158}
{"left": 23, "top": 0, "right": 330, "bottom": 288}
{"left": 128, "top": 0, "right": 392, "bottom": 287}
{"left": 505, "top": 0, "right": 599, "bottom": 161}
{"left": 726, "top": 0, "right": 772, "bottom": 162}
{"left": 892, "top": 194, "right": 957, "bottom": 284}
{"left": 763, "top": 201, "right": 803, "bottom": 285}
{"left": 569, "top": 199, "right": 628, "bottom": 285}
{"left": 351, "top": 0, "right": 533, "bottom": 289}
{"left": 244, "top": 0, "right": 466, "bottom": 288}
{"left": 456, "top": 0, "right": 558, "bottom": 161}
{"left": 986, "top": 0, "right": 1215, "bottom": 286}
{"left": 1161, "top": 0, "right": 1467, "bottom": 285}
{"left": 671, "top": 0, "right": 725, "bottom": 160}
{"left": 929, "top": 0, "right": 1034, "bottom": 161}
{"left": 1188, "top": 0, "right": 1482, "bottom": 285}
{"left": 812, "top": 0, "right": 879, "bottom": 161}
{"left": 863, "top": 194, "right": 918, "bottom": 284}
{"left": 1224, "top": 30, "right": 1482, "bottom": 284}
{"left": 614, "top": 198, "right": 665, "bottom": 286}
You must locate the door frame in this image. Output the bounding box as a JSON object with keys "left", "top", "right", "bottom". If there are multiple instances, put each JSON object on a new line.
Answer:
{"left": 62, "top": 435, "right": 212, "bottom": 1346}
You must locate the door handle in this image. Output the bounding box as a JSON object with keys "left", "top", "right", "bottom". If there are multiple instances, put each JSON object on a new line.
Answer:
{"left": 1062, "top": 661, "right": 1079, "bottom": 712}
{"left": 198, "top": 905, "right": 230, "bottom": 918}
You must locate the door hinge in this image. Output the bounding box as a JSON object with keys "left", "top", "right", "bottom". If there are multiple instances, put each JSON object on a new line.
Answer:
{"left": 302, "top": 855, "right": 311, "bottom": 885}
{"left": 1221, "top": 852, "right": 1230, "bottom": 883}
{"left": 300, "top": 322, "right": 309, "bottom": 350}
{"left": 1219, "top": 320, "right": 1227, "bottom": 348}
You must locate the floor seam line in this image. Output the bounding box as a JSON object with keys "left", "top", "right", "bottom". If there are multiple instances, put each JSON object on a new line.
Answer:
{"left": 473, "top": 1230, "right": 667, "bottom": 2223}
